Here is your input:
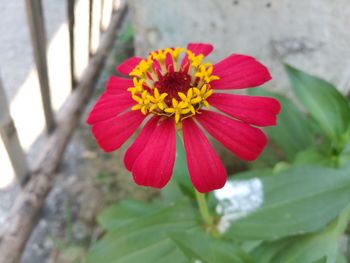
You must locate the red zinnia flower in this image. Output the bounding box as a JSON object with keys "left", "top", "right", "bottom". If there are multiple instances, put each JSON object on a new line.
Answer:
{"left": 87, "top": 43, "right": 280, "bottom": 193}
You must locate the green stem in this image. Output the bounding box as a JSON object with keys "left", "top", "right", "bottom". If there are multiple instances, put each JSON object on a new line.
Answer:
{"left": 336, "top": 205, "right": 350, "bottom": 236}
{"left": 177, "top": 132, "right": 217, "bottom": 234}
{"left": 194, "top": 190, "right": 214, "bottom": 226}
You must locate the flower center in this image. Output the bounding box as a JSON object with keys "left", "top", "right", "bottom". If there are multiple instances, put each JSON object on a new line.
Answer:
{"left": 128, "top": 47, "right": 219, "bottom": 123}
{"left": 155, "top": 72, "right": 191, "bottom": 105}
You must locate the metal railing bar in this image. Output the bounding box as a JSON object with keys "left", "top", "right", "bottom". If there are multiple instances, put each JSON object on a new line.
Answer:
{"left": 88, "top": 0, "right": 94, "bottom": 58}
{"left": 99, "top": 0, "right": 105, "bottom": 33}
{"left": 0, "top": 75, "right": 29, "bottom": 184}
{"left": 0, "top": 4, "right": 128, "bottom": 262}
{"left": 67, "top": 0, "right": 77, "bottom": 89}
{"left": 24, "top": 0, "right": 55, "bottom": 133}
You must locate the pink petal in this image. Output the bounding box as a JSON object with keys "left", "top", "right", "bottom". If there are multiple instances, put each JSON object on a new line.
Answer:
{"left": 106, "top": 76, "right": 133, "bottom": 94}
{"left": 196, "top": 110, "right": 268, "bottom": 161}
{"left": 86, "top": 92, "right": 134, "bottom": 125}
{"left": 124, "top": 116, "right": 160, "bottom": 171}
{"left": 116, "top": 57, "right": 143, "bottom": 76}
{"left": 211, "top": 54, "right": 271, "bottom": 89}
{"left": 91, "top": 110, "right": 145, "bottom": 152}
{"left": 165, "top": 52, "right": 174, "bottom": 73}
{"left": 132, "top": 119, "right": 176, "bottom": 188}
{"left": 208, "top": 93, "right": 281, "bottom": 127}
{"left": 187, "top": 43, "right": 214, "bottom": 57}
{"left": 151, "top": 59, "right": 162, "bottom": 78}
{"left": 181, "top": 42, "right": 214, "bottom": 71}
{"left": 182, "top": 118, "right": 226, "bottom": 193}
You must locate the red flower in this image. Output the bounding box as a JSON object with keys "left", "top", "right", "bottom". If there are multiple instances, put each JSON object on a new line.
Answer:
{"left": 87, "top": 43, "right": 280, "bottom": 193}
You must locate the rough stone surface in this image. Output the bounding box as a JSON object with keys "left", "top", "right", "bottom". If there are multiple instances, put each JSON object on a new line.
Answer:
{"left": 129, "top": 0, "right": 350, "bottom": 95}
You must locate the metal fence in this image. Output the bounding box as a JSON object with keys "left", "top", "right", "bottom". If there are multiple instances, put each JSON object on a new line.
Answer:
{"left": 0, "top": 1, "right": 127, "bottom": 261}
{"left": 0, "top": 0, "right": 122, "bottom": 185}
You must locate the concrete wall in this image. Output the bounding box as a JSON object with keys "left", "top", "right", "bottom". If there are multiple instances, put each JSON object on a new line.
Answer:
{"left": 129, "top": 0, "right": 350, "bottom": 95}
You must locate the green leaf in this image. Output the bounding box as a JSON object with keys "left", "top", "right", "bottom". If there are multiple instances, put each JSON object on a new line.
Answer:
{"left": 234, "top": 169, "right": 274, "bottom": 180}
{"left": 248, "top": 88, "right": 314, "bottom": 161}
{"left": 251, "top": 206, "right": 350, "bottom": 263}
{"left": 293, "top": 148, "right": 336, "bottom": 167}
{"left": 225, "top": 166, "right": 350, "bottom": 240}
{"left": 339, "top": 139, "right": 350, "bottom": 167}
{"left": 284, "top": 64, "right": 350, "bottom": 145}
{"left": 335, "top": 252, "right": 347, "bottom": 263}
{"left": 98, "top": 200, "right": 162, "bottom": 231}
{"left": 272, "top": 162, "right": 291, "bottom": 174}
{"left": 170, "top": 231, "right": 254, "bottom": 263}
{"left": 87, "top": 199, "right": 199, "bottom": 263}
{"left": 313, "top": 257, "right": 327, "bottom": 263}
{"left": 249, "top": 144, "right": 282, "bottom": 169}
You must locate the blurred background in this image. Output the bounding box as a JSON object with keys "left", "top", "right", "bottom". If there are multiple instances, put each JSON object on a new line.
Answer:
{"left": 0, "top": 0, "right": 349, "bottom": 262}
{"left": 130, "top": 0, "right": 350, "bottom": 95}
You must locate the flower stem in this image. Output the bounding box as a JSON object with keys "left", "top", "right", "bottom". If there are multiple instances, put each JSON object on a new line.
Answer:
{"left": 176, "top": 132, "right": 216, "bottom": 231}
{"left": 194, "top": 189, "right": 214, "bottom": 226}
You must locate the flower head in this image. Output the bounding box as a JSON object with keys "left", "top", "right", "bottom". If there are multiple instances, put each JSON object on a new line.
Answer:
{"left": 87, "top": 43, "right": 280, "bottom": 193}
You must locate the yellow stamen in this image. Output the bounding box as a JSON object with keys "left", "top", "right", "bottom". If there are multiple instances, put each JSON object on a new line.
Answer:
{"left": 131, "top": 90, "right": 150, "bottom": 115}
{"left": 187, "top": 51, "right": 204, "bottom": 68}
{"left": 149, "top": 88, "right": 168, "bottom": 111}
{"left": 129, "top": 59, "right": 152, "bottom": 77}
{"left": 178, "top": 88, "right": 196, "bottom": 114}
{"left": 164, "top": 98, "right": 190, "bottom": 123}
{"left": 127, "top": 46, "right": 219, "bottom": 123}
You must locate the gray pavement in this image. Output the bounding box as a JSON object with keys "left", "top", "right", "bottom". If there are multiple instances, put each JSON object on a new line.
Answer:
{"left": 0, "top": 0, "right": 66, "bottom": 101}
{"left": 0, "top": 0, "right": 68, "bottom": 237}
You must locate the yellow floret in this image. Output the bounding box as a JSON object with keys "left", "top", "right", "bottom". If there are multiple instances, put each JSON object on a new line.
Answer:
{"left": 164, "top": 98, "right": 190, "bottom": 123}
{"left": 178, "top": 88, "right": 196, "bottom": 114}
{"left": 149, "top": 88, "right": 168, "bottom": 112}
{"left": 131, "top": 90, "right": 150, "bottom": 115}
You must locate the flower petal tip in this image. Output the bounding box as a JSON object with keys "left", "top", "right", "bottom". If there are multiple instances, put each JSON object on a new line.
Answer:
{"left": 187, "top": 42, "right": 214, "bottom": 56}
{"left": 211, "top": 54, "right": 272, "bottom": 90}
{"left": 116, "top": 56, "right": 143, "bottom": 75}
